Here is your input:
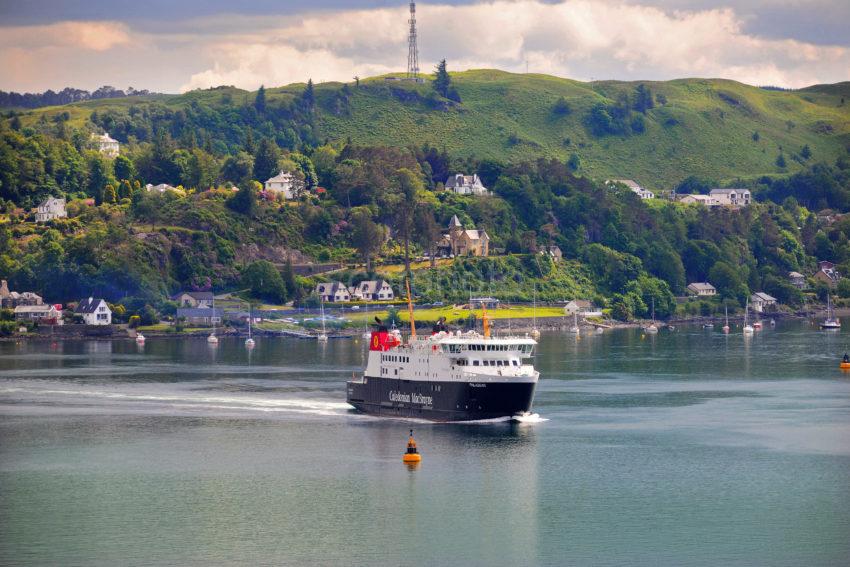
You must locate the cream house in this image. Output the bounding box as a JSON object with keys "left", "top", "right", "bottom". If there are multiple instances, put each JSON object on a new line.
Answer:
{"left": 264, "top": 172, "right": 301, "bottom": 199}
{"left": 445, "top": 174, "right": 489, "bottom": 196}
{"left": 35, "top": 197, "right": 67, "bottom": 223}
{"left": 437, "top": 216, "right": 490, "bottom": 257}
{"left": 91, "top": 133, "right": 119, "bottom": 158}
{"left": 710, "top": 188, "right": 751, "bottom": 206}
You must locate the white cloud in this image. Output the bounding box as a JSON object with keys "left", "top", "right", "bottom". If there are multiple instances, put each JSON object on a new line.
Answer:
{"left": 177, "top": 1, "right": 850, "bottom": 91}
{"left": 1, "top": 1, "right": 849, "bottom": 93}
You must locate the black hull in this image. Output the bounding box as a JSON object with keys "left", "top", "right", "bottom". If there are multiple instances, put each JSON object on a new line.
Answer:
{"left": 346, "top": 375, "right": 537, "bottom": 422}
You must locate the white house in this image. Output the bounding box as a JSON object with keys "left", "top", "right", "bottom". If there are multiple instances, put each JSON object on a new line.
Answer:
{"left": 710, "top": 188, "right": 751, "bottom": 207}
{"left": 264, "top": 172, "right": 301, "bottom": 199}
{"left": 687, "top": 282, "right": 717, "bottom": 296}
{"left": 91, "top": 133, "right": 119, "bottom": 158}
{"left": 564, "top": 300, "right": 601, "bottom": 316}
{"left": 680, "top": 194, "right": 717, "bottom": 207}
{"left": 75, "top": 297, "right": 112, "bottom": 325}
{"left": 35, "top": 197, "right": 67, "bottom": 223}
{"left": 750, "top": 292, "right": 777, "bottom": 313}
{"left": 315, "top": 282, "right": 351, "bottom": 303}
{"left": 445, "top": 174, "right": 489, "bottom": 196}
{"left": 607, "top": 179, "right": 654, "bottom": 199}
{"left": 145, "top": 183, "right": 178, "bottom": 193}
{"left": 351, "top": 280, "right": 394, "bottom": 301}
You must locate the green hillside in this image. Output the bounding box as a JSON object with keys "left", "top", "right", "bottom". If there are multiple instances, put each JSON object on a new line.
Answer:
{"left": 15, "top": 69, "right": 850, "bottom": 189}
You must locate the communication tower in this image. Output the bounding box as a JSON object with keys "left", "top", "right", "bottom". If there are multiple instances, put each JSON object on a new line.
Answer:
{"left": 406, "top": 2, "right": 422, "bottom": 82}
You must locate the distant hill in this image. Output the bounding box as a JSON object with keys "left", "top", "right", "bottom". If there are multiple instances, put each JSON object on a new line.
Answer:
{"left": 14, "top": 70, "right": 850, "bottom": 188}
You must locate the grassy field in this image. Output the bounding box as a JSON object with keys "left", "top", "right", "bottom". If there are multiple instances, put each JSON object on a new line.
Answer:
{"left": 344, "top": 305, "right": 567, "bottom": 325}
{"left": 16, "top": 70, "right": 850, "bottom": 189}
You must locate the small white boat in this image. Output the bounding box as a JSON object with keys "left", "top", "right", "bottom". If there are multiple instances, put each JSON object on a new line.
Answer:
{"left": 530, "top": 329, "right": 541, "bottom": 339}
{"left": 135, "top": 332, "right": 145, "bottom": 343}
{"left": 568, "top": 311, "right": 580, "bottom": 334}
{"left": 821, "top": 295, "right": 841, "bottom": 329}
{"left": 703, "top": 323, "right": 714, "bottom": 329}
{"left": 722, "top": 306, "right": 730, "bottom": 333}
{"left": 644, "top": 298, "right": 658, "bottom": 334}
{"left": 208, "top": 294, "right": 220, "bottom": 344}
{"left": 318, "top": 297, "right": 329, "bottom": 342}
{"left": 743, "top": 298, "right": 754, "bottom": 335}
{"left": 753, "top": 320, "right": 763, "bottom": 330}
{"left": 245, "top": 306, "right": 255, "bottom": 348}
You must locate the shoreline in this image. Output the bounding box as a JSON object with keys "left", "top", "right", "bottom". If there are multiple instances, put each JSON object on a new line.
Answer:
{"left": 3, "top": 309, "right": 843, "bottom": 342}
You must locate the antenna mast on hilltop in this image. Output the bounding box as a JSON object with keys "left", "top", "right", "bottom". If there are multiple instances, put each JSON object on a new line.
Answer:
{"left": 407, "top": 2, "right": 420, "bottom": 80}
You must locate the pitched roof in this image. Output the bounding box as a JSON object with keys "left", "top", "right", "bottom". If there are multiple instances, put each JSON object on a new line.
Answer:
{"left": 172, "top": 291, "right": 214, "bottom": 301}
{"left": 266, "top": 171, "right": 295, "bottom": 183}
{"left": 445, "top": 174, "right": 479, "bottom": 188}
{"left": 788, "top": 271, "right": 805, "bottom": 279}
{"left": 610, "top": 179, "right": 642, "bottom": 190}
{"left": 751, "top": 292, "right": 777, "bottom": 302}
{"left": 14, "top": 305, "right": 56, "bottom": 314}
{"left": 448, "top": 214, "right": 462, "bottom": 228}
{"left": 687, "top": 282, "right": 716, "bottom": 291}
{"left": 75, "top": 297, "right": 107, "bottom": 313}
{"left": 710, "top": 188, "right": 750, "bottom": 195}
{"left": 567, "top": 299, "right": 593, "bottom": 308}
{"left": 357, "top": 280, "right": 389, "bottom": 294}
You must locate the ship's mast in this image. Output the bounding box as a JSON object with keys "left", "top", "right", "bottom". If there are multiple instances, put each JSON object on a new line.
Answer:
{"left": 407, "top": 2, "right": 420, "bottom": 80}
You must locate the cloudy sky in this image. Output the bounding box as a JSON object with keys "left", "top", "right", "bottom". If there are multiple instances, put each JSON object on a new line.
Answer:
{"left": 1, "top": 0, "right": 848, "bottom": 93}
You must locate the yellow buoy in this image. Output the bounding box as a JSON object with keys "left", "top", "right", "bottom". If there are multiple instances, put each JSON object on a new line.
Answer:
{"left": 402, "top": 429, "right": 421, "bottom": 463}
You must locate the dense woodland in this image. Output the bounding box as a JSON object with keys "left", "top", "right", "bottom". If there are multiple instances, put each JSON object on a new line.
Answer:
{"left": 1, "top": 75, "right": 850, "bottom": 322}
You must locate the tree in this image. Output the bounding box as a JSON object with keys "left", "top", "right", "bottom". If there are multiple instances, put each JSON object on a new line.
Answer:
{"left": 431, "top": 59, "right": 452, "bottom": 98}
{"left": 708, "top": 261, "right": 748, "bottom": 303}
{"left": 113, "top": 155, "right": 136, "bottom": 182}
{"left": 351, "top": 208, "right": 385, "bottom": 272}
{"left": 227, "top": 181, "right": 257, "bottom": 216}
{"left": 104, "top": 184, "right": 117, "bottom": 204}
{"left": 552, "top": 97, "right": 572, "bottom": 116}
{"left": 776, "top": 153, "right": 787, "bottom": 168}
{"left": 567, "top": 153, "right": 580, "bottom": 172}
{"left": 633, "top": 84, "right": 654, "bottom": 114}
{"left": 253, "top": 138, "right": 280, "bottom": 184}
{"left": 393, "top": 168, "right": 425, "bottom": 274}
{"left": 282, "top": 259, "right": 300, "bottom": 300}
{"left": 302, "top": 79, "right": 315, "bottom": 109}
{"left": 87, "top": 154, "right": 112, "bottom": 205}
{"left": 414, "top": 206, "right": 442, "bottom": 268}
{"left": 242, "top": 260, "right": 288, "bottom": 304}
{"left": 800, "top": 144, "right": 812, "bottom": 160}
{"left": 254, "top": 85, "right": 266, "bottom": 114}
{"left": 221, "top": 151, "right": 254, "bottom": 187}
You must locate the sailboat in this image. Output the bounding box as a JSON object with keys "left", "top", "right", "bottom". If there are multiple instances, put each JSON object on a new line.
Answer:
{"left": 568, "top": 310, "right": 580, "bottom": 334}
{"left": 644, "top": 298, "right": 658, "bottom": 334}
{"left": 743, "top": 298, "right": 754, "bottom": 335}
{"left": 207, "top": 294, "right": 219, "bottom": 344}
{"left": 821, "top": 294, "right": 841, "bottom": 329}
{"left": 722, "top": 305, "right": 730, "bottom": 333}
{"left": 245, "top": 304, "right": 255, "bottom": 348}
{"left": 317, "top": 296, "right": 329, "bottom": 342}
{"left": 530, "top": 286, "right": 541, "bottom": 339}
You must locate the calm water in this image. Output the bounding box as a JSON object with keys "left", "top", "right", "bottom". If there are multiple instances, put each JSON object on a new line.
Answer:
{"left": 1, "top": 322, "right": 849, "bottom": 566}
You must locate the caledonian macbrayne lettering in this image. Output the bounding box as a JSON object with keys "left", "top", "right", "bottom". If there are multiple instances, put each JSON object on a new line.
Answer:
{"left": 389, "top": 391, "right": 433, "bottom": 405}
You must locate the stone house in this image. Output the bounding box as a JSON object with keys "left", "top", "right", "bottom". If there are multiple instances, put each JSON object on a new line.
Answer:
{"left": 788, "top": 271, "right": 807, "bottom": 290}
{"left": 813, "top": 261, "right": 841, "bottom": 288}
{"left": 437, "top": 216, "right": 490, "bottom": 257}
{"left": 171, "top": 291, "right": 214, "bottom": 308}
{"left": 176, "top": 307, "right": 223, "bottom": 326}
{"left": 0, "top": 280, "right": 44, "bottom": 308}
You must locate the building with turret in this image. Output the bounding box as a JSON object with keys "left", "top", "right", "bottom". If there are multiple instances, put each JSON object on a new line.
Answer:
{"left": 437, "top": 215, "right": 490, "bottom": 257}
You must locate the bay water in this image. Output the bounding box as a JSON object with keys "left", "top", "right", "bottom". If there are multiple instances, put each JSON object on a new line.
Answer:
{"left": 1, "top": 321, "right": 849, "bottom": 566}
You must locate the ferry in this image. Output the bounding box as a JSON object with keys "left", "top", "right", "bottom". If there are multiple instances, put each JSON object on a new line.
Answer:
{"left": 346, "top": 291, "right": 539, "bottom": 421}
